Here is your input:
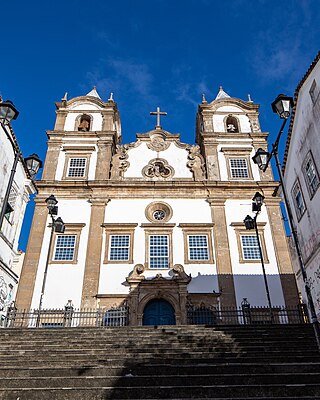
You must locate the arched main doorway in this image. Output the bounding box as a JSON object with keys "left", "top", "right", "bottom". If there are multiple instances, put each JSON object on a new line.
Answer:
{"left": 143, "top": 299, "right": 176, "bottom": 326}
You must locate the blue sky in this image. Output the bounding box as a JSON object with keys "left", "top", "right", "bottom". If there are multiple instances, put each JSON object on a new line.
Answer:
{"left": 1, "top": 0, "right": 319, "bottom": 250}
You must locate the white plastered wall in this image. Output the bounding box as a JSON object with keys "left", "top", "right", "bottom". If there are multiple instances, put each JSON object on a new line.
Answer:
{"left": 99, "top": 198, "right": 219, "bottom": 295}
{"left": 212, "top": 106, "right": 252, "bottom": 133}
{"left": 64, "top": 103, "right": 103, "bottom": 132}
{"left": 217, "top": 143, "right": 262, "bottom": 182}
{"left": 55, "top": 142, "right": 98, "bottom": 181}
{"left": 30, "top": 199, "right": 91, "bottom": 309}
{"left": 283, "top": 60, "right": 320, "bottom": 317}
{"left": 124, "top": 142, "right": 193, "bottom": 179}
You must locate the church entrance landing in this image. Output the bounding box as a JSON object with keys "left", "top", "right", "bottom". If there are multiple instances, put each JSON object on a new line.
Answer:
{"left": 143, "top": 299, "right": 176, "bottom": 326}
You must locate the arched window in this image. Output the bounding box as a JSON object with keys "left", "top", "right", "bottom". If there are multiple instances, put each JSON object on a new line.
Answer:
{"left": 226, "top": 115, "right": 239, "bottom": 133}
{"left": 77, "top": 114, "right": 91, "bottom": 131}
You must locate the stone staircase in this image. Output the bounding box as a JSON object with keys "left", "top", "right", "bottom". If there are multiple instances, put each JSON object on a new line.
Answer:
{"left": 0, "top": 324, "right": 320, "bottom": 399}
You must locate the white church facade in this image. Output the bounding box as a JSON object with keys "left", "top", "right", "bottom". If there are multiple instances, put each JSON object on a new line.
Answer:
{"left": 16, "top": 87, "right": 299, "bottom": 325}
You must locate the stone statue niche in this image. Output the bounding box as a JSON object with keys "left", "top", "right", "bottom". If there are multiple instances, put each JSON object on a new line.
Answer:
{"left": 78, "top": 114, "right": 91, "bottom": 132}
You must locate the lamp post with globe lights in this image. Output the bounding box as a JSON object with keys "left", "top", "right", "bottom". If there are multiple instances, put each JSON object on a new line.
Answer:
{"left": 0, "top": 99, "right": 42, "bottom": 231}
{"left": 36, "top": 195, "right": 65, "bottom": 327}
{"left": 244, "top": 192, "right": 273, "bottom": 317}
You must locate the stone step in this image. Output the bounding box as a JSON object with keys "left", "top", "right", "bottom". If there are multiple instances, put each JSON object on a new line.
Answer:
{"left": 1, "top": 325, "right": 315, "bottom": 335}
{"left": 0, "top": 342, "right": 317, "bottom": 353}
{"left": 1, "top": 383, "right": 320, "bottom": 399}
{"left": 2, "top": 355, "right": 320, "bottom": 368}
{"left": 0, "top": 349, "right": 318, "bottom": 361}
{"left": 1, "top": 372, "right": 320, "bottom": 389}
{"left": 1, "top": 362, "right": 320, "bottom": 378}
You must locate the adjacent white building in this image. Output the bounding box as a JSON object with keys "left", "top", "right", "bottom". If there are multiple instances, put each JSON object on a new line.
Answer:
{"left": 283, "top": 51, "right": 320, "bottom": 319}
{"left": 0, "top": 121, "right": 36, "bottom": 321}
{"left": 16, "top": 87, "right": 298, "bottom": 325}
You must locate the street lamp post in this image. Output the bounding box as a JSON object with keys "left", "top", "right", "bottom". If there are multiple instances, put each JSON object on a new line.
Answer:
{"left": 244, "top": 192, "right": 273, "bottom": 318}
{"left": 0, "top": 99, "right": 42, "bottom": 230}
{"left": 36, "top": 195, "right": 65, "bottom": 327}
{"left": 252, "top": 94, "right": 320, "bottom": 350}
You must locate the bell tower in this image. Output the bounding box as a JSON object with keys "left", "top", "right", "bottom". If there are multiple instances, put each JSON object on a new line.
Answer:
{"left": 196, "top": 87, "right": 272, "bottom": 182}
{"left": 16, "top": 88, "right": 122, "bottom": 310}
{"left": 42, "top": 88, "right": 121, "bottom": 183}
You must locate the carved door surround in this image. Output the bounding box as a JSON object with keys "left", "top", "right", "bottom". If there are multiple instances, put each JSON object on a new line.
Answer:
{"left": 126, "top": 264, "right": 191, "bottom": 325}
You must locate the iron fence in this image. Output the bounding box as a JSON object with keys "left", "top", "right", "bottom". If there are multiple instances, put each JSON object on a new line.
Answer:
{"left": 3, "top": 306, "right": 129, "bottom": 328}
{"left": 187, "top": 304, "right": 309, "bottom": 325}
{"left": 2, "top": 304, "right": 308, "bottom": 328}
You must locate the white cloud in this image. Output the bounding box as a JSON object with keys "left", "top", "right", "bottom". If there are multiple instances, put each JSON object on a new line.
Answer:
{"left": 250, "top": 1, "right": 320, "bottom": 87}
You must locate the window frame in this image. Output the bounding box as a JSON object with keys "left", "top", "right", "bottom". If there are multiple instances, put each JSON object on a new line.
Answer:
{"left": 180, "top": 223, "right": 214, "bottom": 264}
{"left": 108, "top": 234, "right": 131, "bottom": 262}
{"left": 221, "top": 147, "right": 253, "bottom": 181}
{"left": 4, "top": 183, "right": 19, "bottom": 224}
{"left": 50, "top": 223, "right": 85, "bottom": 264}
{"left": 291, "top": 179, "right": 306, "bottom": 221}
{"left": 62, "top": 146, "right": 96, "bottom": 181}
{"left": 103, "top": 224, "right": 137, "bottom": 264}
{"left": 143, "top": 225, "right": 174, "bottom": 270}
{"left": 303, "top": 151, "right": 319, "bottom": 199}
{"left": 66, "top": 157, "right": 87, "bottom": 178}
{"left": 231, "top": 222, "right": 269, "bottom": 264}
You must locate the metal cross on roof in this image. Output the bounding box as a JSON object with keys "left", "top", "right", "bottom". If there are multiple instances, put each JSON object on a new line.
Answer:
{"left": 150, "top": 107, "right": 167, "bottom": 129}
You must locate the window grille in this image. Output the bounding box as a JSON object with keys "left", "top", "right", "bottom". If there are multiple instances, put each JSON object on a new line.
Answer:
{"left": 109, "top": 235, "right": 130, "bottom": 261}
{"left": 309, "top": 79, "right": 319, "bottom": 105}
{"left": 241, "top": 235, "right": 261, "bottom": 260}
{"left": 149, "top": 235, "right": 169, "bottom": 269}
{"left": 5, "top": 185, "right": 18, "bottom": 222}
{"left": 54, "top": 235, "right": 76, "bottom": 261}
{"left": 188, "top": 235, "right": 209, "bottom": 261}
{"left": 304, "top": 152, "right": 319, "bottom": 197}
{"left": 292, "top": 181, "right": 306, "bottom": 220}
{"left": 67, "top": 158, "right": 86, "bottom": 178}
{"left": 230, "top": 159, "right": 249, "bottom": 178}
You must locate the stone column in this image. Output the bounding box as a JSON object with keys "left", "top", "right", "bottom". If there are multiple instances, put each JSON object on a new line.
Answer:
{"left": 42, "top": 138, "right": 62, "bottom": 180}
{"left": 54, "top": 111, "right": 67, "bottom": 130}
{"left": 265, "top": 198, "right": 299, "bottom": 308}
{"left": 208, "top": 198, "right": 237, "bottom": 308}
{"left": 95, "top": 139, "right": 113, "bottom": 180}
{"left": 15, "top": 201, "right": 48, "bottom": 310}
{"left": 203, "top": 138, "right": 221, "bottom": 181}
{"left": 80, "top": 201, "right": 106, "bottom": 308}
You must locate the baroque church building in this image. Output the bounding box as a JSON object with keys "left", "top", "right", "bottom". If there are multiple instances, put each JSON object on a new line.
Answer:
{"left": 16, "top": 87, "right": 299, "bottom": 325}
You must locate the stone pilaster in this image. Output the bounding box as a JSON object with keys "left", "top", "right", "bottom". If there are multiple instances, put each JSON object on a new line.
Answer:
{"left": 15, "top": 202, "right": 48, "bottom": 309}
{"left": 41, "top": 138, "right": 62, "bottom": 180}
{"left": 202, "top": 138, "right": 221, "bottom": 180}
{"left": 54, "top": 111, "right": 67, "bottom": 130}
{"left": 80, "top": 201, "right": 106, "bottom": 308}
{"left": 95, "top": 139, "right": 113, "bottom": 180}
{"left": 265, "top": 199, "right": 299, "bottom": 308}
{"left": 208, "top": 198, "right": 237, "bottom": 307}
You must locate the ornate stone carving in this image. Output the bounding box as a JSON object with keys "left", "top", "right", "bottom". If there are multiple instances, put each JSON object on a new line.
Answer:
{"left": 248, "top": 115, "right": 260, "bottom": 132}
{"left": 147, "top": 133, "right": 171, "bottom": 152}
{"left": 126, "top": 264, "right": 146, "bottom": 284}
{"left": 110, "top": 144, "right": 130, "bottom": 179}
{"left": 142, "top": 158, "right": 174, "bottom": 179}
{"left": 186, "top": 145, "right": 206, "bottom": 181}
{"left": 171, "top": 264, "right": 191, "bottom": 283}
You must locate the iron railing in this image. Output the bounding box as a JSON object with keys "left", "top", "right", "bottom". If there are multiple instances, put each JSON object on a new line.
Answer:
{"left": 187, "top": 304, "right": 309, "bottom": 325}
{"left": 2, "top": 306, "right": 129, "bottom": 328}
{"left": 1, "top": 304, "right": 308, "bottom": 328}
